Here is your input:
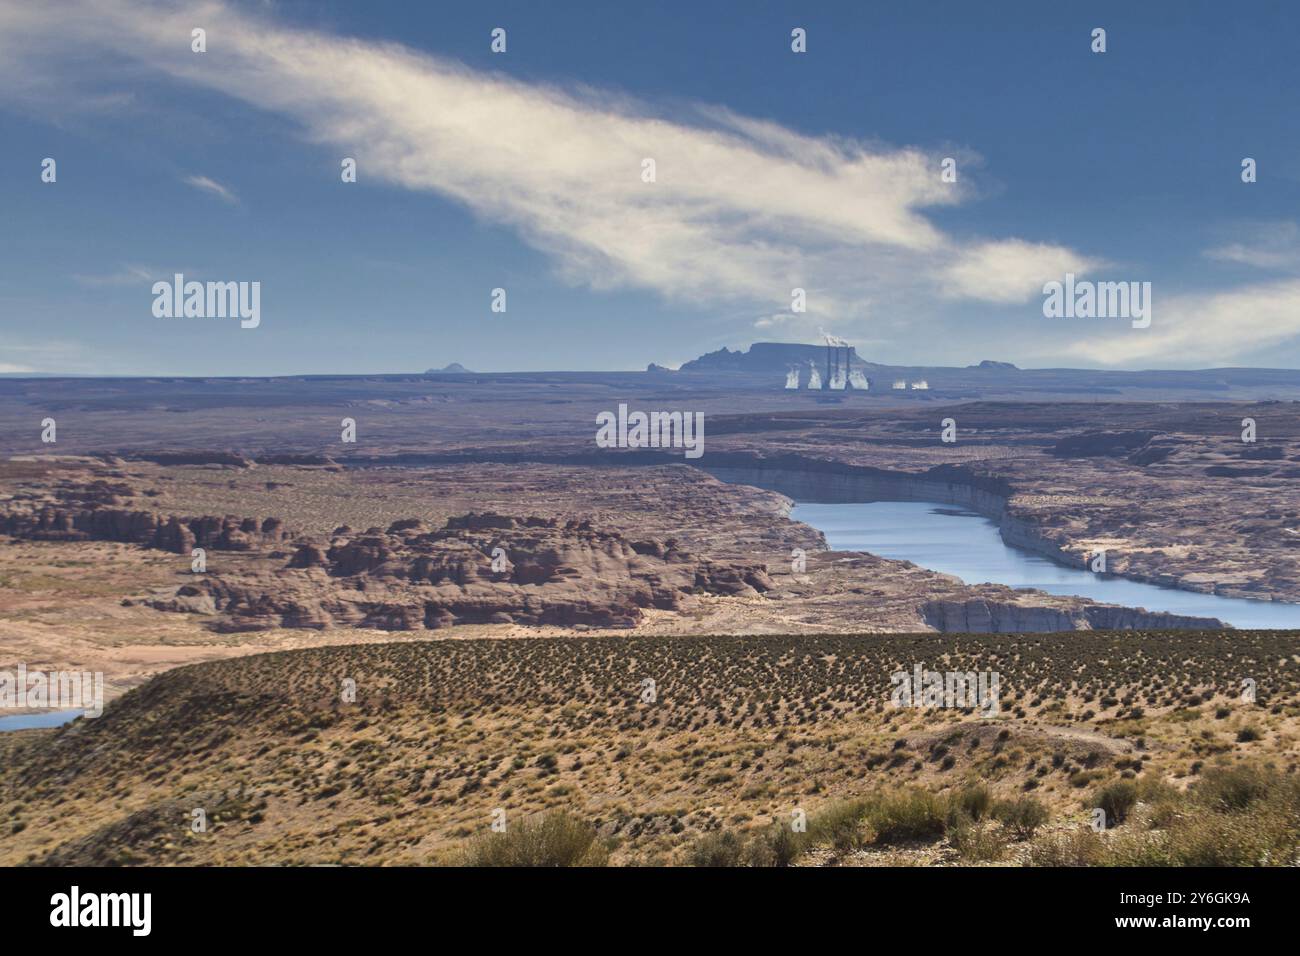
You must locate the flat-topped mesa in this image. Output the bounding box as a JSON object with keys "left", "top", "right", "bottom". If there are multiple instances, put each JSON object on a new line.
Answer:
{"left": 166, "top": 513, "right": 774, "bottom": 633}
{"left": 679, "top": 342, "right": 863, "bottom": 374}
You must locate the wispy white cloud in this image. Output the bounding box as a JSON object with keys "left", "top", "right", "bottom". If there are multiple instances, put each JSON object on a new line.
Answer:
{"left": 183, "top": 174, "right": 238, "bottom": 204}
{"left": 942, "top": 239, "right": 1103, "bottom": 304}
{"left": 1062, "top": 278, "right": 1300, "bottom": 366}
{"left": 0, "top": 0, "right": 1095, "bottom": 340}
{"left": 1205, "top": 221, "right": 1300, "bottom": 271}
{"left": 71, "top": 263, "right": 155, "bottom": 287}
{"left": 1057, "top": 223, "right": 1300, "bottom": 366}
{"left": 8, "top": 0, "right": 1299, "bottom": 368}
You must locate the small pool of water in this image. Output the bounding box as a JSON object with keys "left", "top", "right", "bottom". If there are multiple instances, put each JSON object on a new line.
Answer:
{"left": 0, "top": 709, "right": 83, "bottom": 732}
{"left": 792, "top": 500, "right": 1300, "bottom": 629}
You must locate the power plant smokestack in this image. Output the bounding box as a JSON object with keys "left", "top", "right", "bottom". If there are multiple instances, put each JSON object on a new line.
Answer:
{"left": 806, "top": 359, "right": 822, "bottom": 390}
{"left": 830, "top": 346, "right": 847, "bottom": 389}
{"left": 818, "top": 330, "right": 855, "bottom": 391}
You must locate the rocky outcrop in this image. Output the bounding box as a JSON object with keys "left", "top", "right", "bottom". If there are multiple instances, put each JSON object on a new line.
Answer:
{"left": 0, "top": 477, "right": 292, "bottom": 554}
{"left": 703, "top": 460, "right": 1011, "bottom": 512}
{"left": 1049, "top": 430, "right": 1159, "bottom": 459}
{"left": 147, "top": 512, "right": 774, "bottom": 632}
{"left": 920, "top": 599, "right": 1221, "bottom": 633}
{"left": 2, "top": 507, "right": 289, "bottom": 554}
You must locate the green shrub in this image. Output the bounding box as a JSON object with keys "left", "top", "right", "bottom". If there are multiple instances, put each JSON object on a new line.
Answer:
{"left": 949, "top": 817, "right": 1007, "bottom": 862}
{"left": 991, "top": 796, "right": 1049, "bottom": 840}
{"left": 866, "top": 789, "right": 948, "bottom": 845}
{"left": 1093, "top": 780, "right": 1138, "bottom": 827}
{"left": 745, "top": 823, "right": 807, "bottom": 867}
{"left": 1135, "top": 774, "right": 1179, "bottom": 804}
{"left": 954, "top": 783, "right": 992, "bottom": 822}
{"left": 1026, "top": 828, "right": 1106, "bottom": 866}
{"left": 686, "top": 829, "right": 748, "bottom": 867}
{"left": 808, "top": 799, "right": 872, "bottom": 853}
{"left": 462, "top": 812, "right": 608, "bottom": 867}
{"left": 1162, "top": 807, "right": 1298, "bottom": 866}
{"left": 1069, "top": 770, "right": 1103, "bottom": 788}
{"left": 1107, "top": 807, "right": 1298, "bottom": 867}
{"left": 1193, "top": 764, "right": 1274, "bottom": 812}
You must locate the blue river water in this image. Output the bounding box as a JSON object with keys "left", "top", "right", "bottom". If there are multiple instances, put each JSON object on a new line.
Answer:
{"left": 0, "top": 708, "right": 83, "bottom": 732}
{"left": 2, "top": 501, "right": 1292, "bottom": 734}
{"left": 792, "top": 500, "right": 1300, "bottom": 630}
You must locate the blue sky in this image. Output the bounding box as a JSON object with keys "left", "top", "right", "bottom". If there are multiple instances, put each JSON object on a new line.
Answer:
{"left": 2, "top": 0, "right": 1299, "bottom": 375}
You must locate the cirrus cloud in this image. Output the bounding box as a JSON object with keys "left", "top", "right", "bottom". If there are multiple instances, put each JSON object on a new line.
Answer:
{"left": 0, "top": 0, "right": 1096, "bottom": 345}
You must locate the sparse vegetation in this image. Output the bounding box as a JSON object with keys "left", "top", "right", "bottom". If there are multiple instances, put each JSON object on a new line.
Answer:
{"left": 1092, "top": 780, "right": 1139, "bottom": 827}
{"left": 949, "top": 818, "right": 1008, "bottom": 862}
{"left": 866, "top": 788, "right": 949, "bottom": 845}
{"left": 954, "top": 783, "right": 992, "bottom": 822}
{"left": 991, "top": 796, "right": 1049, "bottom": 840}
{"left": 460, "top": 813, "right": 608, "bottom": 867}
{"left": 2, "top": 629, "right": 1297, "bottom": 866}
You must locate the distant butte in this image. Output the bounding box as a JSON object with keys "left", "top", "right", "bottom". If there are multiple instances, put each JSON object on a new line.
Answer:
{"left": 425, "top": 362, "right": 472, "bottom": 374}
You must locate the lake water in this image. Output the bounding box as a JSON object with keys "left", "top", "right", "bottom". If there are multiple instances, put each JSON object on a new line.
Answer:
{"left": 0, "top": 709, "right": 83, "bottom": 732}
{"left": 1, "top": 502, "right": 1291, "bottom": 736}
{"left": 792, "top": 500, "right": 1300, "bottom": 629}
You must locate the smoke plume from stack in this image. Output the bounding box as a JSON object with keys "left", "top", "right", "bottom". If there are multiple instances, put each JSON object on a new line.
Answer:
{"left": 806, "top": 360, "right": 822, "bottom": 390}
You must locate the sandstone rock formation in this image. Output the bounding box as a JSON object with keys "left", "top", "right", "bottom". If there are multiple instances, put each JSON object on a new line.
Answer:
{"left": 920, "top": 599, "right": 1221, "bottom": 633}
{"left": 149, "top": 512, "right": 774, "bottom": 632}
{"left": 2, "top": 505, "right": 289, "bottom": 554}
{"left": 0, "top": 477, "right": 292, "bottom": 554}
